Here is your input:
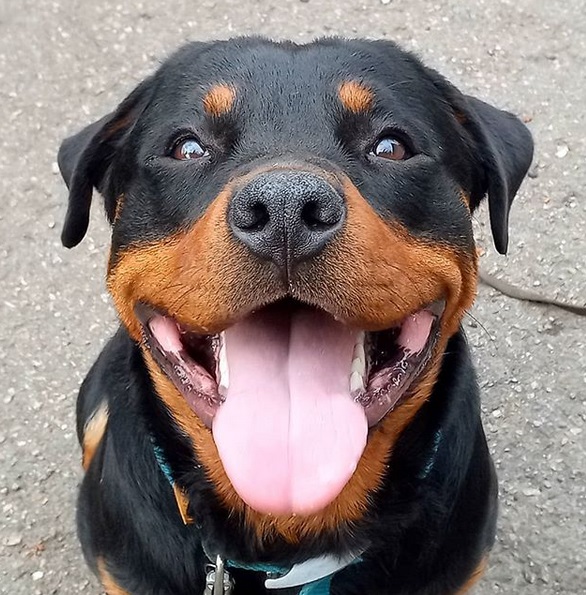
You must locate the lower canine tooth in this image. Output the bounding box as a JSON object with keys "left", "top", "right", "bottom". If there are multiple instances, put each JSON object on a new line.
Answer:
{"left": 351, "top": 356, "right": 365, "bottom": 377}
{"left": 353, "top": 341, "right": 365, "bottom": 364}
{"left": 218, "top": 334, "right": 229, "bottom": 392}
{"left": 350, "top": 370, "right": 364, "bottom": 394}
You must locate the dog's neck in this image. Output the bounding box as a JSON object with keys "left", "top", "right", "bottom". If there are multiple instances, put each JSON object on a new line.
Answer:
{"left": 150, "top": 434, "right": 366, "bottom": 593}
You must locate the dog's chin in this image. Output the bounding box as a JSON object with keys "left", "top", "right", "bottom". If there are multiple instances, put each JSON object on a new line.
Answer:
{"left": 136, "top": 298, "right": 443, "bottom": 516}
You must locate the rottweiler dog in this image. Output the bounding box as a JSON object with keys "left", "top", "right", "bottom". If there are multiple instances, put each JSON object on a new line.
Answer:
{"left": 58, "top": 37, "right": 533, "bottom": 594}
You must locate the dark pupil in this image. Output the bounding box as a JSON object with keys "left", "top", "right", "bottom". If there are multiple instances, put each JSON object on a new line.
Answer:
{"left": 182, "top": 140, "right": 203, "bottom": 158}
{"left": 377, "top": 138, "right": 397, "bottom": 155}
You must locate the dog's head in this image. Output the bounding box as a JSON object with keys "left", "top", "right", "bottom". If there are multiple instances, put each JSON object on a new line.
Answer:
{"left": 59, "top": 38, "right": 532, "bottom": 534}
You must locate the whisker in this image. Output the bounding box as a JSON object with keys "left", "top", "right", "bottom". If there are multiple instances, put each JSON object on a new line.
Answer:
{"left": 463, "top": 310, "right": 494, "bottom": 344}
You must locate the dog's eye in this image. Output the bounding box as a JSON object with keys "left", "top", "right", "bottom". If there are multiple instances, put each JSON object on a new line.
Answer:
{"left": 172, "top": 137, "right": 208, "bottom": 160}
{"left": 372, "top": 137, "right": 410, "bottom": 161}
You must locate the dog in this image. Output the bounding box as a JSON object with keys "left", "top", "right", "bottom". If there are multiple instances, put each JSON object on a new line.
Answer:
{"left": 58, "top": 37, "right": 533, "bottom": 594}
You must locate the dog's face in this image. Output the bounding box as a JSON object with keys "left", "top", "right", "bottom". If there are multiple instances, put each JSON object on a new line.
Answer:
{"left": 59, "top": 38, "right": 532, "bottom": 534}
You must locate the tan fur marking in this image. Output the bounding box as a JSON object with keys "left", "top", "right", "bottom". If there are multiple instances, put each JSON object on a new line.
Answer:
{"left": 107, "top": 186, "right": 281, "bottom": 343}
{"left": 299, "top": 178, "right": 478, "bottom": 339}
{"left": 338, "top": 81, "right": 373, "bottom": 113}
{"left": 460, "top": 190, "right": 471, "bottom": 209}
{"left": 173, "top": 483, "right": 194, "bottom": 525}
{"left": 454, "top": 557, "right": 488, "bottom": 594}
{"left": 203, "top": 84, "right": 236, "bottom": 117}
{"left": 97, "top": 557, "right": 129, "bottom": 595}
{"left": 106, "top": 168, "right": 478, "bottom": 545}
{"left": 113, "top": 194, "right": 125, "bottom": 224}
{"left": 82, "top": 401, "right": 109, "bottom": 471}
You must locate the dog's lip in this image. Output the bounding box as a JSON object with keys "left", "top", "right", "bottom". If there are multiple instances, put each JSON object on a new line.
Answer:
{"left": 135, "top": 302, "right": 223, "bottom": 427}
{"left": 357, "top": 301, "right": 443, "bottom": 426}
{"left": 134, "top": 298, "right": 445, "bottom": 429}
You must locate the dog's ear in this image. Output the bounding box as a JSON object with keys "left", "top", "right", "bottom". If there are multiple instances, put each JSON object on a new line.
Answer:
{"left": 58, "top": 78, "right": 153, "bottom": 248}
{"left": 459, "top": 95, "right": 534, "bottom": 254}
{"left": 429, "top": 73, "right": 534, "bottom": 254}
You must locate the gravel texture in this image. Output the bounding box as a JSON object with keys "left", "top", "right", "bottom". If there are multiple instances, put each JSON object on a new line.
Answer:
{"left": 0, "top": 0, "right": 584, "bottom": 593}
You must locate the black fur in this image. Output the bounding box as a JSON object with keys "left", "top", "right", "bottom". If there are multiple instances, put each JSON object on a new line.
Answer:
{"left": 59, "top": 37, "right": 532, "bottom": 594}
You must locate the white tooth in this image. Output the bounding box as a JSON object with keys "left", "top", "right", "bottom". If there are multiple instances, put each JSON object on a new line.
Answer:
{"left": 353, "top": 341, "right": 365, "bottom": 366}
{"left": 218, "top": 332, "right": 229, "bottom": 392}
{"left": 351, "top": 355, "right": 365, "bottom": 377}
{"left": 350, "top": 370, "right": 364, "bottom": 394}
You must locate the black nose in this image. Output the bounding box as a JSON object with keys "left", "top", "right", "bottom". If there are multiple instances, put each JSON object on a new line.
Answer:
{"left": 228, "top": 171, "right": 346, "bottom": 270}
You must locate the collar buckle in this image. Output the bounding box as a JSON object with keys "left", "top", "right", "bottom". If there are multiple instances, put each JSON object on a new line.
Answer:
{"left": 204, "top": 555, "right": 234, "bottom": 595}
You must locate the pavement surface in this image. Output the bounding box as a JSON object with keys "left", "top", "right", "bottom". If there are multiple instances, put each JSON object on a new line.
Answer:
{"left": 1, "top": 0, "right": 585, "bottom": 593}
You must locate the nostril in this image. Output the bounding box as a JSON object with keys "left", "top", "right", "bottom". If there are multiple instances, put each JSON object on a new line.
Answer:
{"left": 234, "top": 201, "right": 270, "bottom": 232}
{"left": 229, "top": 171, "right": 346, "bottom": 268}
{"left": 301, "top": 199, "right": 344, "bottom": 231}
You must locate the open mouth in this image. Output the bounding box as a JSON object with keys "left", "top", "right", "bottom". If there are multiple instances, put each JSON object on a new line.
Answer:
{"left": 136, "top": 298, "right": 443, "bottom": 515}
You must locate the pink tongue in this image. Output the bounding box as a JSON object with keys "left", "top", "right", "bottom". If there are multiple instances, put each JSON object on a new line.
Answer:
{"left": 212, "top": 307, "right": 368, "bottom": 516}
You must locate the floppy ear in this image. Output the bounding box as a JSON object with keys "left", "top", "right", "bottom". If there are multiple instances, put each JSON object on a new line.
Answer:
{"left": 459, "top": 95, "right": 534, "bottom": 254}
{"left": 58, "top": 78, "right": 153, "bottom": 248}
{"left": 427, "top": 70, "right": 534, "bottom": 254}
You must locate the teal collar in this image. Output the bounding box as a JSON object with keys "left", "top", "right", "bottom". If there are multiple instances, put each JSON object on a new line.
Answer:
{"left": 418, "top": 429, "right": 443, "bottom": 479}
{"left": 226, "top": 552, "right": 362, "bottom": 594}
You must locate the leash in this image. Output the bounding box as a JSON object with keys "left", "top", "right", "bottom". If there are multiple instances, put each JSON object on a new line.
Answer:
{"left": 479, "top": 268, "right": 586, "bottom": 316}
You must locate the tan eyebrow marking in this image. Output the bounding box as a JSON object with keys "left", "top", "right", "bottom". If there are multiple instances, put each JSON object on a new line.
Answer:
{"left": 338, "top": 81, "right": 374, "bottom": 113}
{"left": 203, "top": 84, "right": 236, "bottom": 117}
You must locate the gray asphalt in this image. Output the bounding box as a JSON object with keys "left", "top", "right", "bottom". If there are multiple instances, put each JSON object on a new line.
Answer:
{"left": 1, "top": 0, "right": 585, "bottom": 593}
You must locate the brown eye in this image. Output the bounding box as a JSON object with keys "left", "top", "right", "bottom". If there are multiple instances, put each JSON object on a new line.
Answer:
{"left": 372, "top": 137, "right": 409, "bottom": 161}
{"left": 172, "top": 137, "right": 208, "bottom": 160}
